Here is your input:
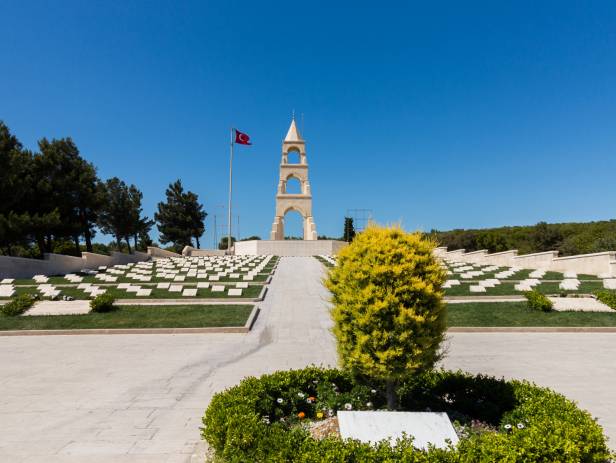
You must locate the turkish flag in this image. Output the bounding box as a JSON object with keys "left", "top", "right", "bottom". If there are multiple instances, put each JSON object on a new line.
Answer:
{"left": 235, "top": 129, "right": 252, "bottom": 145}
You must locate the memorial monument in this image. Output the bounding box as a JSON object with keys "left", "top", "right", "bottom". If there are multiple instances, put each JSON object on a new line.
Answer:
{"left": 270, "top": 117, "right": 317, "bottom": 240}
{"left": 233, "top": 118, "right": 346, "bottom": 256}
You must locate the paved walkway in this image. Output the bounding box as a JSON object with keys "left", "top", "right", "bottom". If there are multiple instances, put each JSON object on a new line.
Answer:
{"left": 0, "top": 257, "right": 336, "bottom": 462}
{"left": 1, "top": 257, "right": 615, "bottom": 462}
{"left": 442, "top": 333, "right": 616, "bottom": 446}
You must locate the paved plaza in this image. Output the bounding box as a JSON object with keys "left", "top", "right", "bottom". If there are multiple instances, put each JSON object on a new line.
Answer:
{"left": 0, "top": 257, "right": 615, "bottom": 462}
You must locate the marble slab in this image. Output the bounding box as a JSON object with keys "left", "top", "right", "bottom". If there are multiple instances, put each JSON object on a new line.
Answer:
{"left": 337, "top": 411, "right": 458, "bottom": 450}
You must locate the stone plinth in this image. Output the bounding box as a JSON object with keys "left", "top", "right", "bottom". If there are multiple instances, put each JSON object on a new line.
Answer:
{"left": 337, "top": 411, "right": 459, "bottom": 450}
{"left": 234, "top": 240, "right": 346, "bottom": 256}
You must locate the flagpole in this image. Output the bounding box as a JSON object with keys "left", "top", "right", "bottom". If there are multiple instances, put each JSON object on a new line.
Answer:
{"left": 227, "top": 128, "right": 234, "bottom": 253}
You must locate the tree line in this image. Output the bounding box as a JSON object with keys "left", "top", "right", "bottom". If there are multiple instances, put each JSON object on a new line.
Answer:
{"left": 430, "top": 220, "right": 616, "bottom": 256}
{"left": 0, "top": 121, "right": 206, "bottom": 257}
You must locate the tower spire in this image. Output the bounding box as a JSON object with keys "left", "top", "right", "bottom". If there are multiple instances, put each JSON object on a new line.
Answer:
{"left": 284, "top": 117, "right": 303, "bottom": 142}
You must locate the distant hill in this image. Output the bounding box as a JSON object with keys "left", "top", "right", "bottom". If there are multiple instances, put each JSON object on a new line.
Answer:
{"left": 430, "top": 220, "right": 616, "bottom": 256}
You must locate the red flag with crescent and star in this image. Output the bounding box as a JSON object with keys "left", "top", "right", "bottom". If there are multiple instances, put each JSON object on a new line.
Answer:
{"left": 235, "top": 129, "right": 251, "bottom": 145}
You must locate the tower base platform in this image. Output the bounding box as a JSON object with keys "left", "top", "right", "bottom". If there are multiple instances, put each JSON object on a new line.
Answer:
{"left": 234, "top": 240, "right": 347, "bottom": 256}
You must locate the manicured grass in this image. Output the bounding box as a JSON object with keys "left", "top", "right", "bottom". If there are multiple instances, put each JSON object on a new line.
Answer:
{"left": 0, "top": 304, "right": 253, "bottom": 330}
{"left": 314, "top": 256, "right": 334, "bottom": 268}
{"left": 11, "top": 272, "right": 269, "bottom": 286}
{"left": 444, "top": 281, "right": 606, "bottom": 297}
{"left": 0, "top": 284, "right": 263, "bottom": 300}
{"left": 447, "top": 301, "right": 616, "bottom": 327}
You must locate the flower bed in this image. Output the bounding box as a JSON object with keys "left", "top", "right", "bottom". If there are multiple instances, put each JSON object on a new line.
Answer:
{"left": 202, "top": 367, "right": 610, "bottom": 462}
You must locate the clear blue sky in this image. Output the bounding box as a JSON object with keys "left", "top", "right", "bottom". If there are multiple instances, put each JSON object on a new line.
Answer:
{"left": 1, "top": 1, "right": 615, "bottom": 246}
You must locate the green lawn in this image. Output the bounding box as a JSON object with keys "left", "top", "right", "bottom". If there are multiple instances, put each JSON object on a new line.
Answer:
{"left": 0, "top": 284, "right": 263, "bottom": 300}
{"left": 0, "top": 304, "right": 253, "bottom": 330}
{"left": 447, "top": 302, "right": 616, "bottom": 327}
{"left": 11, "top": 272, "right": 270, "bottom": 286}
{"left": 314, "top": 256, "right": 334, "bottom": 267}
{"left": 444, "top": 281, "right": 606, "bottom": 296}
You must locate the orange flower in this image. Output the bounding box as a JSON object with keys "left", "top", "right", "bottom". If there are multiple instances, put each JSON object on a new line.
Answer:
{"left": 297, "top": 412, "right": 306, "bottom": 419}
{"left": 308, "top": 396, "right": 316, "bottom": 402}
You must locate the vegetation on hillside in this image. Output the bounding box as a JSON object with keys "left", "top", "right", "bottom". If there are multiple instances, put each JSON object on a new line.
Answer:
{"left": 431, "top": 220, "right": 616, "bottom": 256}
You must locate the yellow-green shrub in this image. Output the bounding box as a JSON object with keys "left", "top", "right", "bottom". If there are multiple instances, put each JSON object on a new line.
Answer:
{"left": 325, "top": 224, "right": 447, "bottom": 408}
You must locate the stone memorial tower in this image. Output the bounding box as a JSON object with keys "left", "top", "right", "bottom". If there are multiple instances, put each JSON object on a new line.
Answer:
{"left": 270, "top": 118, "right": 318, "bottom": 240}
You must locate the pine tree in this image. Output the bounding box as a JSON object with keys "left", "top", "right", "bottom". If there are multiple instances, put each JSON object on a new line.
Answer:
{"left": 155, "top": 180, "right": 206, "bottom": 251}
{"left": 97, "top": 178, "right": 135, "bottom": 251}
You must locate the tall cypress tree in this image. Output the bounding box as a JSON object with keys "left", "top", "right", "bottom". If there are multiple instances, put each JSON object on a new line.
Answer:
{"left": 343, "top": 217, "right": 356, "bottom": 242}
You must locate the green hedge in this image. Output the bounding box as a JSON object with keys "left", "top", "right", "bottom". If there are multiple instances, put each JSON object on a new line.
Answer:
{"left": 1, "top": 293, "right": 37, "bottom": 316}
{"left": 202, "top": 367, "right": 609, "bottom": 462}
{"left": 525, "top": 290, "right": 553, "bottom": 312}
{"left": 595, "top": 290, "right": 616, "bottom": 310}
{"left": 90, "top": 294, "right": 117, "bottom": 313}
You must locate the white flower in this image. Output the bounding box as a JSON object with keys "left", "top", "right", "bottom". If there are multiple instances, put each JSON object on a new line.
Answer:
{"left": 366, "top": 402, "right": 373, "bottom": 408}
{"left": 371, "top": 389, "right": 377, "bottom": 394}
{"left": 297, "top": 392, "right": 305, "bottom": 398}
{"left": 344, "top": 403, "right": 353, "bottom": 410}
{"left": 262, "top": 416, "right": 270, "bottom": 424}
{"left": 517, "top": 423, "right": 525, "bottom": 429}
{"left": 504, "top": 424, "right": 512, "bottom": 430}
{"left": 276, "top": 398, "right": 284, "bottom": 404}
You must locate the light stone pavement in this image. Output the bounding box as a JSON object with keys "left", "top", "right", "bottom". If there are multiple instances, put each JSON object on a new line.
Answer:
{"left": 442, "top": 332, "right": 616, "bottom": 448}
{"left": 0, "top": 257, "right": 337, "bottom": 463}
{"left": 1, "top": 257, "right": 615, "bottom": 462}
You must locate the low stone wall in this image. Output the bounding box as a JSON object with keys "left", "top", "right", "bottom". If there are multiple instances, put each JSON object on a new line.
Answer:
{"left": 480, "top": 250, "right": 518, "bottom": 267}
{"left": 1, "top": 251, "right": 151, "bottom": 279}
{"left": 181, "top": 246, "right": 226, "bottom": 257}
{"left": 434, "top": 247, "right": 448, "bottom": 257}
{"left": 443, "top": 249, "right": 466, "bottom": 260}
{"left": 513, "top": 251, "right": 559, "bottom": 269}
{"left": 110, "top": 251, "right": 149, "bottom": 265}
{"left": 147, "top": 247, "right": 181, "bottom": 259}
{"left": 0, "top": 253, "right": 84, "bottom": 279}
{"left": 550, "top": 252, "right": 616, "bottom": 277}
{"left": 438, "top": 246, "right": 616, "bottom": 277}
{"left": 461, "top": 250, "right": 488, "bottom": 263}
{"left": 81, "top": 252, "right": 112, "bottom": 269}
{"left": 82, "top": 251, "right": 150, "bottom": 270}
{"left": 234, "top": 240, "right": 347, "bottom": 256}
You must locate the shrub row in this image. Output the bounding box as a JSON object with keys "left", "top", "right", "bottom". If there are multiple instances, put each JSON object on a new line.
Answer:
{"left": 202, "top": 367, "right": 609, "bottom": 462}
{"left": 524, "top": 290, "right": 553, "bottom": 312}
{"left": 1, "top": 293, "right": 37, "bottom": 316}
{"left": 595, "top": 290, "right": 616, "bottom": 310}
{"left": 90, "top": 294, "right": 117, "bottom": 313}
